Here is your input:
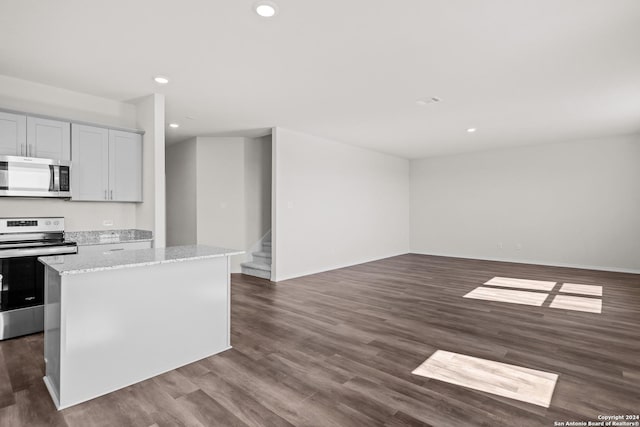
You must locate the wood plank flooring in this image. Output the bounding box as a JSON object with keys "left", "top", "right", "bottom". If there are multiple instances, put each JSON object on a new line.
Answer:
{"left": 0, "top": 254, "right": 639, "bottom": 426}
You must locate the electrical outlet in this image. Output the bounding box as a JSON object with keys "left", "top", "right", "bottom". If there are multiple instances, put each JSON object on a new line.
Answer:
{"left": 102, "top": 220, "right": 114, "bottom": 227}
{"left": 497, "top": 242, "right": 503, "bottom": 249}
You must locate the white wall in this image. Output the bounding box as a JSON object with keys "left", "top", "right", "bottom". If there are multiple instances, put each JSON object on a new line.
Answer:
{"left": 165, "top": 136, "right": 272, "bottom": 271}
{"left": 195, "top": 137, "right": 246, "bottom": 272}
{"left": 0, "top": 199, "right": 136, "bottom": 231}
{"left": 272, "top": 127, "right": 410, "bottom": 282}
{"left": 0, "top": 74, "right": 140, "bottom": 232}
{"left": 0, "top": 75, "right": 137, "bottom": 128}
{"left": 410, "top": 134, "right": 640, "bottom": 273}
{"left": 166, "top": 138, "right": 197, "bottom": 246}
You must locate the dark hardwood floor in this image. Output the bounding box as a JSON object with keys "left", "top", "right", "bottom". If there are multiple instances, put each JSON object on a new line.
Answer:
{"left": 1, "top": 254, "right": 639, "bottom": 426}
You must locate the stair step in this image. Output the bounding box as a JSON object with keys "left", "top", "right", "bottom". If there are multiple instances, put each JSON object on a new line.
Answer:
{"left": 241, "top": 261, "right": 271, "bottom": 272}
{"left": 252, "top": 251, "right": 272, "bottom": 259}
{"left": 263, "top": 241, "right": 272, "bottom": 248}
{"left": 241, "top": 267, "right": 271, "bottom": 280}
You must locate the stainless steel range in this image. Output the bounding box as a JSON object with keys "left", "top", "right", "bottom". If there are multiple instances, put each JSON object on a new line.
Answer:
{"left": 0, "top": 217, "right": 77, "bottom": 340}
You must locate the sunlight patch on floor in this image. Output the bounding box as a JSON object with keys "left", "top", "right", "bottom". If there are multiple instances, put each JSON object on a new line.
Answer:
{"left": 412, "top": 350, "right": 558, "bottom": 408}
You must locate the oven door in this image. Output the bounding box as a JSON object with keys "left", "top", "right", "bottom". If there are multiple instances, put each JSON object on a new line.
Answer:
{"left": 0, "top": 245, "right": 78, "bottom": 312}
{"left": 0, "top": 255, "right": 44, "bottom": 311}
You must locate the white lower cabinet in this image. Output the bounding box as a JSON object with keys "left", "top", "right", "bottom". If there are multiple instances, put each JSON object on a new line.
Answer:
{"left": 78, "top": 241, "right": 152, "bottom": 254}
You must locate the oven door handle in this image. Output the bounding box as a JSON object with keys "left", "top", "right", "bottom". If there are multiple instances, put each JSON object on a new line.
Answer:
{"left": 0, "top": 246, "right": 77, "bottom": 259}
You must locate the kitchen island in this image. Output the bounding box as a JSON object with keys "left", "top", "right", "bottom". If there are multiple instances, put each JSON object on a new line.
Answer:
{"left": 39, "top": 244, "right": 242, "bottom": 410}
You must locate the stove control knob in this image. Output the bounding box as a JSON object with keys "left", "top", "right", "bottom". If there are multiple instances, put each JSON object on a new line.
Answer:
{"left": 45, "top": 221, "right": 51, "bottom": 225}
{"left": 53, "top": 221, "right": 59, "bottom": 225}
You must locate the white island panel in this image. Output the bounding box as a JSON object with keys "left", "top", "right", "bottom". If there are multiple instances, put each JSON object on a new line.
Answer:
{"left": 43, "top": 267, "right": 62, "bottom": 407}
{"left": 42, "top": 247, "right": 235, "bottom": 410}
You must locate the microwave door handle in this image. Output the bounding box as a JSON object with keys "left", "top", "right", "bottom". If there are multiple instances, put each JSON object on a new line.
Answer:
{"left": 0, "top": 162, "right": 7, "bottom": 190}
{"left": 49, "top": 165, "right": 60, "bottom": 191}
{"left": 48, "top": 165, "right": 54, "bottom": 191}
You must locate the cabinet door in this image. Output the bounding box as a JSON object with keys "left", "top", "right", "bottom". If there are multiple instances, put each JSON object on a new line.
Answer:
{"left": 108, "top": 130, "right": 142, "bottom": 202}
{"left": 0, "top": 111, "right": 26, "bottom": 156}
{"left": 71, "top": 124, "right": 109, "bottom": 201}
{"left": 27, "top": 117, "right": 71, "bottom": 160}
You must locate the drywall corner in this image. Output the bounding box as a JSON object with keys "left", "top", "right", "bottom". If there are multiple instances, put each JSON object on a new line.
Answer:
{"left": 135, "top": 93, "right": 166, "bottom": 247}
{"left": 271, "top": 127, "right": 279, "bottom": 281}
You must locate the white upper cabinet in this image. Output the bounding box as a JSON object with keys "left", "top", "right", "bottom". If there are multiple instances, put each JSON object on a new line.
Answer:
{"left": 71, "top": 124, "right": 142, "bottom": 202}
{"left": 0, "top": 111, "right": 27, "bottom": 156}
{"left": 109, "top": 130, "right": 142, "bottom": 202}
{"left": 27, "top": 117, "right": 71, "bottom": 160}
{"left": 71, "top": 124, "right": 109, "bottom": 201}
{"left": 0, "top": 112, "right": 70, "bottom": 159}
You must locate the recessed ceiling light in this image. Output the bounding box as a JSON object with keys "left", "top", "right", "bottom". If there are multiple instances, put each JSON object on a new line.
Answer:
{"left": 154, "top": 76, "right": 169, "bottom": 85}
{"left": 467, "top": 128, "right": 477, "bottom": 133}
{"left": 416, "top": 97, "right": 441, "bottom": 106}
{"left": 254, "top": 1, "right": 278, "bottom": 17}
{"left": 169, "top": 123, "right": 180, "bottom": 128}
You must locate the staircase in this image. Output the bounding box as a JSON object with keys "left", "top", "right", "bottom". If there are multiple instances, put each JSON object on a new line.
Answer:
{"left": 240, "top": 233, "right": 272, "bottom": 280}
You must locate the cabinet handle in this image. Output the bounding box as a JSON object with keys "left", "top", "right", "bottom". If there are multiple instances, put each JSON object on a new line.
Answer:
{"left": 104, "top": 190, "right": 107, "bottom": 200}
{"left": 110, "top": 190, "right": 113, "bottom": 200}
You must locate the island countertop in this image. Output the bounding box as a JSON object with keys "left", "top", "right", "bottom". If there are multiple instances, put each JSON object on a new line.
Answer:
{"left": 39, "top": 244, "right": 243, "bottom": 275}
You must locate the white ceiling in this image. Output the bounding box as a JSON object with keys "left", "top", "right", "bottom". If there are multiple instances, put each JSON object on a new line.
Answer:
{"left": 1, "top": 0, "right": 639, "bottom": 158}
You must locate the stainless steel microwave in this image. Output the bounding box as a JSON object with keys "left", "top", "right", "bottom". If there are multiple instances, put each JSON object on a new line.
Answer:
{"left": 0, "top": 156, "right": 71, "bottom": 198}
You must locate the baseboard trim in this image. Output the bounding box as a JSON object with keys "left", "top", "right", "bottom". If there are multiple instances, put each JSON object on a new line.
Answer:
{"left": 409, "top": 251, "right": 640, "bottom": 275}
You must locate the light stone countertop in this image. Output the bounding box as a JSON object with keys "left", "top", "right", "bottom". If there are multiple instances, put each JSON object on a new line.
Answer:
{"left": 39, "top": 245, "right": 243, "bottom": 276}
{"left": 65, "top": 229, "right": 153, "bottom": 246}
